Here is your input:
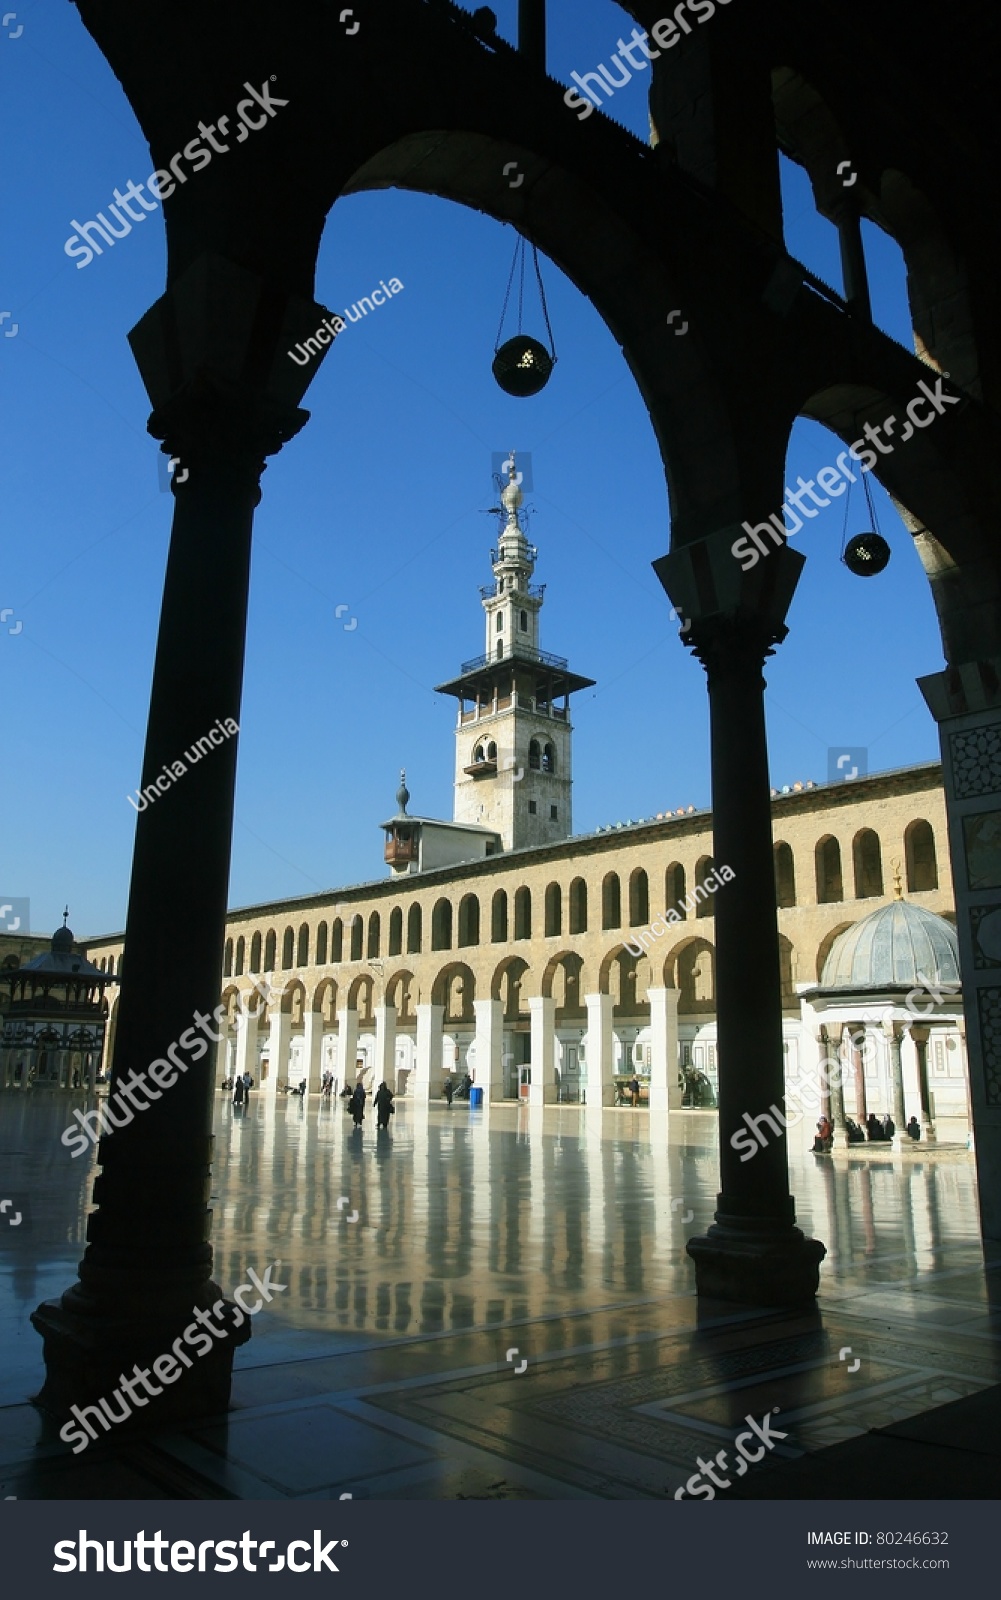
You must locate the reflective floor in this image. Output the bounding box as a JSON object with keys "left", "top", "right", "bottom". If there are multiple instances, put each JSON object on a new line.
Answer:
{"left": 1, "top": 1092, "right": 998, "bottom": 1498}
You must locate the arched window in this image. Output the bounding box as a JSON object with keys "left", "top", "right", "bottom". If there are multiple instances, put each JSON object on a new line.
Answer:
{"left": 250, "top": 932, "right": 262, "bottom": 972}
{"left": 473, "top": 744, "right": 484, "bottom": 763}
{"left": 853, "top": 829, "right": 884, "bottom": 899}
{"left": 542, "top": 742, "right": 555, "bottom": 773}
{"left": 529, "top": 738, "right": 541, "bottom": 770}
{"left": 629, "top": 868, "right": 649, "bottom": 927}
{"left": 331, "top": 919, "right": 343, "bottom": 962}
{"left": 235, "top": 936, "right": 245, "bottom": 976}
{"left": 774, "top": 843, "right": 796, "bottom": 908}
{"left": 282, "top": 927, "right": 294, "bottom": 969}
{"left": 316, "top": 922, "right": 328, "bottom": 966}
{"left": 514, "top": 886, "right": 532, "bottom": 940}
{"left": 350, "top": 915, "right": 363, "bottom": 962}
{"left": 816, "top": 836, "right": 844, "bottom": 903}
{"left": 407, "top": 903, "right": 422, "bottom": 954}
{"left": 432, "top": 898, "right": 452, "bottom": 951}
{"left": 693, "top": 856, "right": 716, "bottom": 918}
{"left": 905, "top": 819, "right": 938, "bottom": 891}
{"left": 519, "top": 609, "right": 528, "bottom": 631}
{"left": 487, "top": 741, "right": 497, "bottom": 760}
{"left": 458, "top": 893, "right": 480, "bottom": 947}
{"left": 496, "top": 611, "right": 503, "bottom": 633}
{"left": 545, "top": 882, "right": 562, "bottom": 937}
{"left": 297, "top": 923, "right": 310, "bottom": 966}
{"left": 569, "top": 877, "right": 588, "bottom": 934}
{"left": 388, "top": 907, "right": 403, "bottom": 956}
{"left": 264, "top": 930, "right": 277, "bottom": 970}
{"left": 492, "top": 889, "right": 508, "bottom": 943}
{"left": 223, "top": 939, "right": 233, "bottom": 978}
{"left": 602, "top": 872, "right": 621, "bottom": 930}
{"left": 666, "top": 862, "right": 686, "bottom": 917}
{"left": 367, "top": 911, "right": 381, "bottom": 959}
{"left": 495, "top": 640, "right": 502, "bottom": 660}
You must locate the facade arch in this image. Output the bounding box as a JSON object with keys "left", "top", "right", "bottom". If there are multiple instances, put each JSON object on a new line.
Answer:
{"left": 853, "top": 828, "right": 884, "bottom": 899}
{"left": 331, "top": 918, "right": 343, "bottom": 963}
{"left": 905, "top": 818, "right": 939, "bottom": 891}
{"left": 388, "top": 906, "right": 403, "bottom": 956}
{"left": 347, "top": 972, "right": 375, "bottom": 1021}
{"left": 663, "top": 935, "right": 716, "bottom": 1012}
{"left": 816, "top": 835, "right": 844, "bottom": 903}
{"left": 544, "top": 882, "right": 562, "bottom": 937}
{"left": 281, "top": 926, "right": 294, "bottom": 970}
{"left": 367, "top": 910, "right": 381, "bottom": 959}
{"left": 406, "top": 903, "right": 422, "bottom": 954}
{"left": 540, "top": 950, "right": 586, "bottom": 1012}
{"left": 514, "top": 886, "right": 532, "bottom": 940}
{"left": 490, "top": 955, "right": 530, "bottom": 1018}
{"left": 315, "top": 921, "right": 328, "bottom": 965}
{"left": 297, "top": 922, "right": 310, "bottom": 967}
{"left": 529, "top": 739, "right": 541, "bottom": 771}
{"left": 431, "top": 961, "right": 476, "bottom": 1022}
{"left": 311, "top": 977, "right": 338, "bottom": 1024}
{"left": 628, "top": 867, "right": 649, "bottom": 927}
{"left": 264, "top": 929, "right": 276, "bottom": 971}
{"left": 249, "top": 931, "right": 262, "bottom": 973}
{"left": 457, "top": 893, "right": 480, "bottom": 948}
{"left": 431, "top": 897, "right": 452, "bottom": 951}
{"left": 491, "top": 888, "right": 508, "bottom": 942}
{"left": 666, "top": 862, "right": 686, "bottom": 917}
{"left": 223, "top": 939, "right": 233, "bottom": 978}
{"left": 349, "top": 915, "right": 363, "bottom": 962}
{"left": 774, "top": 842, "right": 796, "bottom": 908}
{"left": 693, "top": 856, "right": 716, "bottom": 917}
{"left": 385, "top": 968, "right": 417, "bottom": 1020}
{"left": 234, "top": 936, "right": 245, "bottom": 976}
{"left": 568, "top": 876, "right": 587, "bottom": 934}
{"left": 601, "top": 871, "right": 621, "bottom": 930}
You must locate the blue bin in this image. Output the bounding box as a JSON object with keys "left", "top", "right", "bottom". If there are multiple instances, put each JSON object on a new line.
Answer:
{"left": 469, "top": 1086, "right": 483, "bottom": 1109}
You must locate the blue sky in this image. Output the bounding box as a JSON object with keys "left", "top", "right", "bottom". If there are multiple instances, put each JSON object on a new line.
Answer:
{"left": 0, "top": 0, "right": 942, "bottom": 939}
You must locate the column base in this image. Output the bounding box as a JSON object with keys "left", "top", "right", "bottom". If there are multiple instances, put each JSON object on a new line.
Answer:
{"left": 31, "top": 1281, "right": 252, "bottom": 1430}
{"left": 686, "top": 1223, "right": 826, "bottom": 1309}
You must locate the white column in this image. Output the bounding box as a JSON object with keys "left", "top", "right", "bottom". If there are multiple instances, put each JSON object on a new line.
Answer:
{"left": 584, "top": 992, "right": 615, "bottom": 1110}
{"left": 303, "top": 1008, "right": 324, "bottom": 1094}
{"left": 528, "top": 996, "right": 557, "bottom": 1106}
{"left": 337, "top": 1007, "right": 360, "bottom": 1091}
{"left": 266, "top": 1008, "right": 292, "bottom": 1101}
{"left": 374, "top": 1003, "right": 397, "bottom": 1089}
{"left": 235, "top": 1007, "right": 256, "bottom": 1082}
{"left": 647, "top": 987, "right": 681, "bottom": 1112}
{"left": 473, "top": 998, "right": 505, "bottom": 1104}
{"left": 414, "top": 1003, "right": 444, "bottom": 1103}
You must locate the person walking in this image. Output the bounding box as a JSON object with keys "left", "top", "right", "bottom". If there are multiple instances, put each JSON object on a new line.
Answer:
{"left": 351, "top": 1081, "right": 366, "bottom": 1127}
{"left": 242, "top": 1070, "right": 253, "bottom": 1105}
{"left": 232, "top": 1075, "right": 245, "bottom": 1110}
{"left": 443, "top": 1075, "right": 454, "bottom": 1108}
{"left": 374, "top": 1081, "right": 395, "bottom": 1131}
{"left": 629, "top": 1075, "right": 641, "bottom": 1108}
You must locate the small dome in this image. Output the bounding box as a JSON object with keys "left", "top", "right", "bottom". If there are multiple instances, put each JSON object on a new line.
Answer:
{"left": 52, "top": 923, "right": 74, "bottom": 953}
{"left": 820, "top": 900, "right": 960, "bottom": 992}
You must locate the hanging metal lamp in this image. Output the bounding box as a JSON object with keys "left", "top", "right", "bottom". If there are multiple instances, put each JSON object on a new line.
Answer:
{"left": 840, "top": 463, "right": 890, "bottom": 576}
{"left": 493, "top": 233, "right": 557, "bottom": 397}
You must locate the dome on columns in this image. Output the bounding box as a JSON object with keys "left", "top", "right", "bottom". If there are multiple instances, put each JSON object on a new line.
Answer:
{"left": 819, "top": 900, "right": 960, "bottom": 992}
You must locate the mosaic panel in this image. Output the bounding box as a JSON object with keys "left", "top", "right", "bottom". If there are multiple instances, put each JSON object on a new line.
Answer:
{"left": 949, "top": 725, "right": 1001, "bottom": 800}
{"left": 970, "top": 904, "right": 1001, "bottom": 968}
{"left": 976, "top": 985, "right": 1001, "bottom": 1105}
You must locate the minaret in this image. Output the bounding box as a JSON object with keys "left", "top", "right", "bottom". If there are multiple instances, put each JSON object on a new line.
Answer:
{"left": 435, "top": 454, "right": 595, "bottom": 851}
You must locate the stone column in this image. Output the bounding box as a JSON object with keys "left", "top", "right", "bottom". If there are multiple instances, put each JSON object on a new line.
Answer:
{"left": 654, "top": 531, "right": 825, "bottom": 1306}
{"left": 265, "top": 1007, "right": 292, "bottom": 1100}
{"left": 528, "top": 996, "right": 557, "bottom": 1106}
{"left": 849, "top": 1023, "right": 868, "bottom": 1123}
{"left": 373, "top": 1003, "right": 397, "bottom": 1090}
{"left": 413, "top": 1003, "right": 444, "bottom": 1103}
{"left": 885, "top": 1021, "right": 907, "bottom": 1147}
{"left": 823, "top": 1023, "right": 847, "bottom": 1131}
{"left": 32, "top": 253, "right": 323, "bottom": 1420}
{"left": 337, "top": 1008, "right": 360, "bottom": 1092}
{"left": 647, "top": 987, "right": 681, "bottom": 1112}
{"left": 910, "top": 1023, "right": 936, "bottom": 1140}
{"left": 303, "top": 1008, "right": 324, "bottom": 1095}
{"left": 235, "top": 1005, "right": 257, "bottom": 1084}
{"left": 584, "top": 992, "right": 615, "bottom": 1110}
{"left": 473, "top": 998, "right": 504, "bottom": 1103}
{"left": 918, "top": 659, "right": 1001, "bottom": 1235}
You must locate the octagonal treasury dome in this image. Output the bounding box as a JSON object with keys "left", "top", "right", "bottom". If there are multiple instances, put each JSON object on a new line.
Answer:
{"left": 820, "top": 900, "right": 960, "bottom": 993}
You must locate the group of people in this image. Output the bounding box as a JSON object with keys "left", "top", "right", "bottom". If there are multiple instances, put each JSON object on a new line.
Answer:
{"left": 341, "top": 1079, "right": 395, "bottom": 1130}
{"left": 817, "top": 1111, "right": 923, "bottom": 1150}
{"left": 441, "top": 1074, "right": 473, "bottom": 1106}
{"left": 231, "top": 1070, "right": 253, "bottom": 1109}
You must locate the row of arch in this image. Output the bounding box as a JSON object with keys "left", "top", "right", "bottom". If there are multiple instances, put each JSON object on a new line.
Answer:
{"left": 219, "top": 820, "right": 939, "bottom": 979}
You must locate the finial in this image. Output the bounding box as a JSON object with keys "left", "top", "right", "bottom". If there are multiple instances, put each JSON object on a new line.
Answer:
{"left": 892, "top": 860, "right": 903, "bottom": 900}
{"left": 396, "top": 769, "right": 410, "bottom": 815}
{"left": 63, "top": 905, "right": 69, "bottom": 926}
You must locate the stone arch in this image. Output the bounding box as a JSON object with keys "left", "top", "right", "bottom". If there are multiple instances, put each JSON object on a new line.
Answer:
{"left": 852, "top": 827, "right": 884, "bottom": 899}
{"left": 279, "top": 978, "right": 307, "bottom": 1024}
{"left": 331, "top": 917, "right": 343, "bottom": 962}
{"left": 311, "top": 976, "right": 338, "bottom": 1025}
{"left": 514, "top": 886, "right": 532, "bottom": 940}
{"left": 540, "top": 950, "right": 586, "bottom": 1014}
{"left": 693, "top": 856, "right": 716, "bottom": 918}
{"left": 388, "top": 906, "right": 403, "bottom": 956}
{"left": 385, "top": 968, "right": 417, "bottom": 1022}
{"left": 281, "top": 926, "right": 294, "bottom": 969}
{"left": 490, "top": 955, "right": 530, "bottom": 1019}
{"left": 774, "top": 842, "right": 796, "bottom": 908}
{"left": 431, "top": 897, "right": 452, "bottom": 951}
{"left": 234, "top": 935, "right": 245, "bottom": 976}
{"left": 297, "top": 921, "right": 310, "bottom": 967}
{"left": 349, "top": 914, "right": 363, "bottom": 962}
{"left": 223, "top": 938, "right": 233, "bottom": 978}
{"left": 431, "top": 961, "right": 475, "bottom": 1023}
{"left": 406, "top": 903, "right": 422, "bottom": 954}
{"left": 347, "top": 972, "right": 375, "bottom": 1023}
{"left": 663, "top": 935, "right": 716, "bottom": 1013}
{"left": 263, "top": 929, "right": 276, "bottom": 971}
{"left": 777, "top": 934, "right": 798, "bottom": 1007}
{"left": 905, "top": 818, "right": 939, "bottom": 892}
{"left": 666, "top": 862, "right": 686, "bottom": 917}
{"left": 367, "top": 910, "right": 381, "bottom": 959}
{"left": 568, "top": 876, "right": 587, "bottom": 935}
{"left": 544, "top": 881, "right": 562, "bottom": 938}
{"left": 491, "top": 888, "right": 508, "bottom": 943}
{"left": 315, "top": 921, "right": 328, "bottom": 965}
{"left": 815, "top": 921, "right": 854, "bottom": 982}
{"left": 628, "top": 867, "right": 649, "bottom": 927}
{"left": 601, "top": 871, "right": 621, "bottom": 930}
{"left": 816, "top": 835, "right": 844, "bottom": 904}
{"left": 457, "top": 892, "right": 480, "bottom": 948}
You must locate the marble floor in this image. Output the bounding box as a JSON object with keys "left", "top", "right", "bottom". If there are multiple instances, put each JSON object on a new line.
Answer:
{"left": 1, "top": 1092, "right": 997, "bottom": 1499}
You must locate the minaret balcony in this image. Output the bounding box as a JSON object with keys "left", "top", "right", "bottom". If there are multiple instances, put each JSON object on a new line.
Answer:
{"left": 460, "top": 645, "right": 568, "bottom": 674}
{"left": 462, "top": 757, "right": 498, "bottom": 778}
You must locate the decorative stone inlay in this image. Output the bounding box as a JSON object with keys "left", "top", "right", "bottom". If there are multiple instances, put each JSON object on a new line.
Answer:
{"left": 971, "top": 905, "right": 1001, "bottom": 967}
{"left": 949, "top": 726, "right": 1001, "bottom": 800}
{"left": 976, "top": 986, "right": 1001, "bottom": 1105}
